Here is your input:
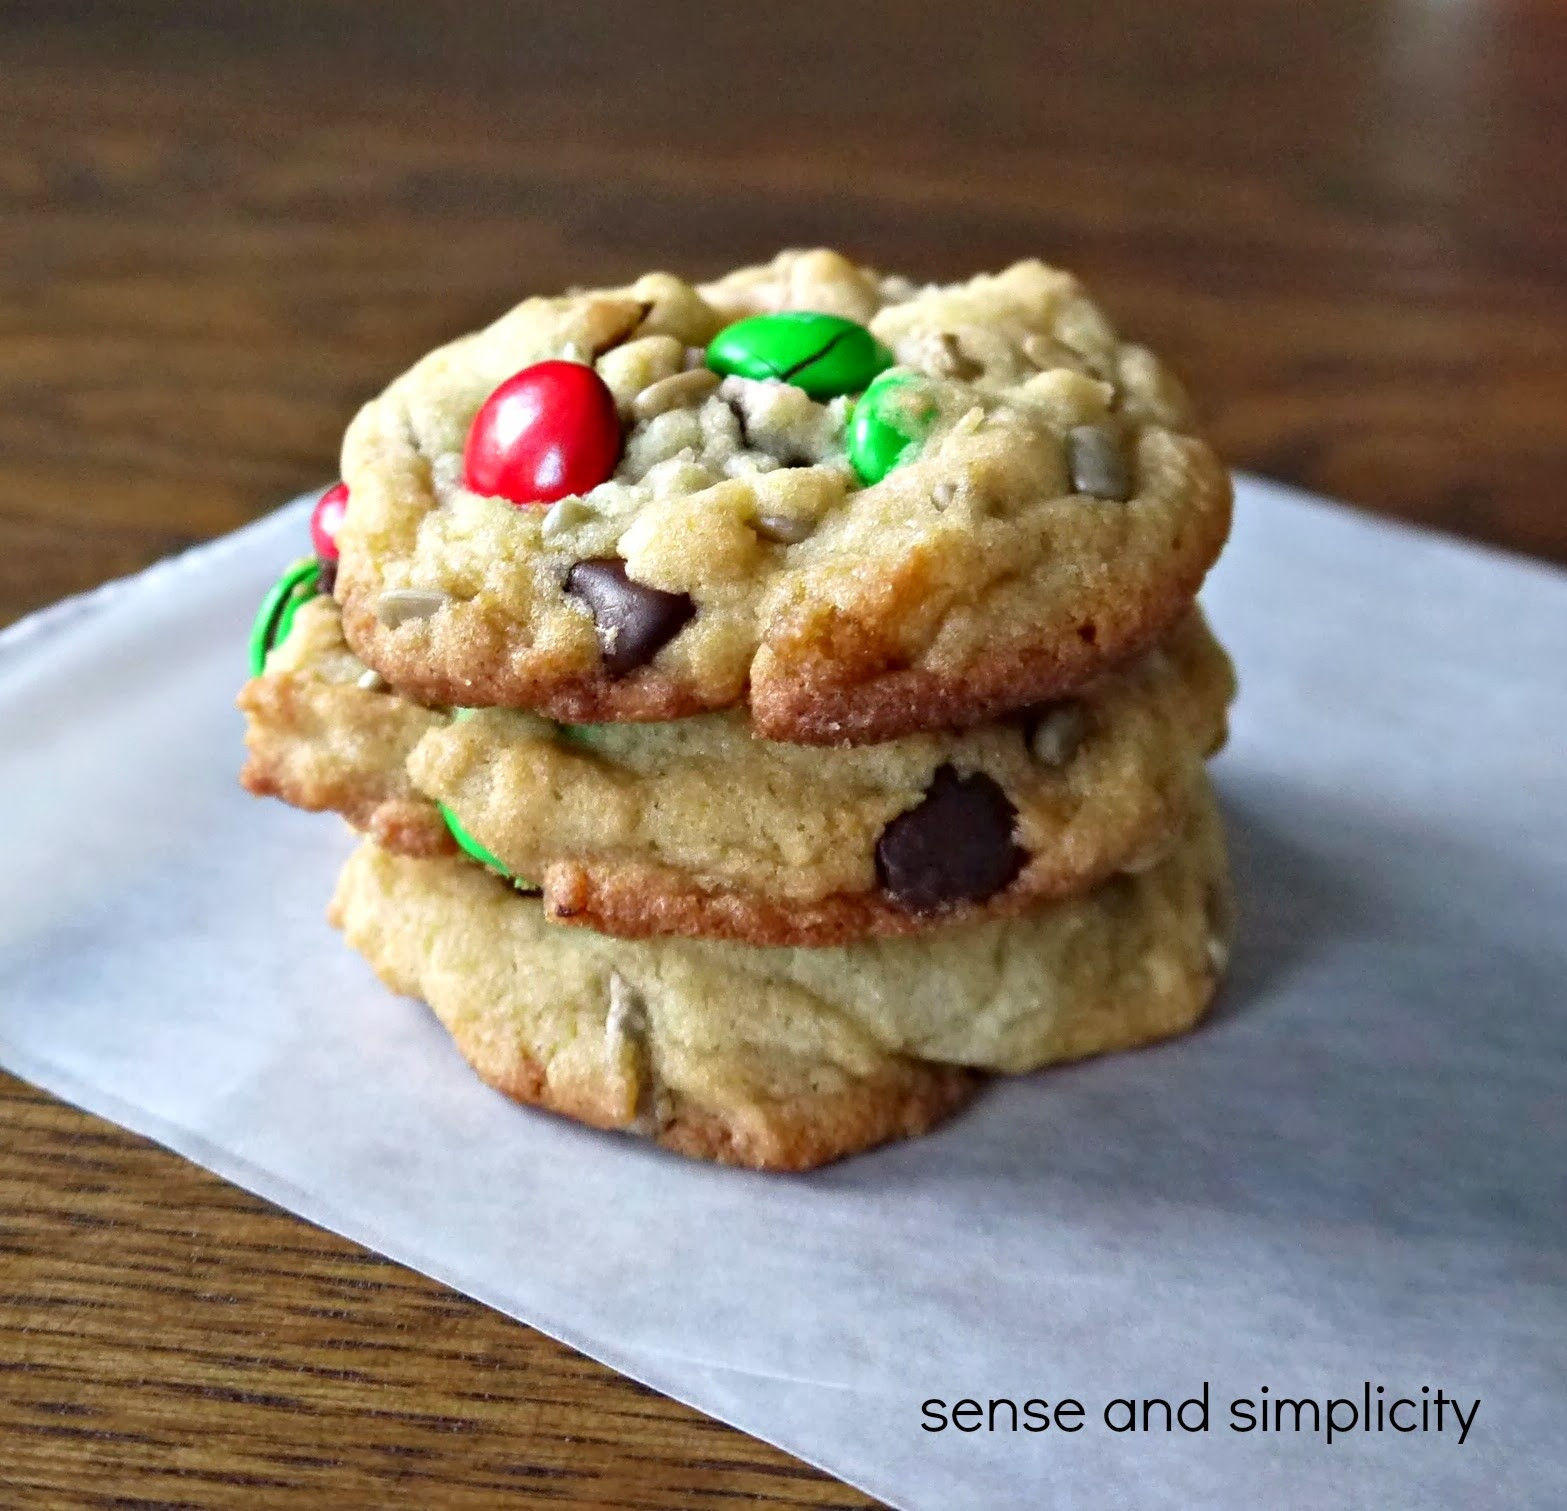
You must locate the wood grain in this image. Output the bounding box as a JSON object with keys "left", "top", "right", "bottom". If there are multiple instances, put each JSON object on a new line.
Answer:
{"left": 0, "top": 1081, "right": 873, "bottom": 1509}
{"left": 2, "top": 0, "right": 1563, "bottom": 1504}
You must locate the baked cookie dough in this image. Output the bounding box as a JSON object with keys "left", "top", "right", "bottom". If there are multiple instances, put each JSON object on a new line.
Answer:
{"left": 334, "top": 248, "right": 1231, "bottom": 743}
{"left": 238, "top": 596, "right": 453, "bottom": 857}
{"left": 329, "top": 778, "right": 1232, "bottom": 1170}
{"left": 240, "top": 596, "right": 1234, "bottom": 946}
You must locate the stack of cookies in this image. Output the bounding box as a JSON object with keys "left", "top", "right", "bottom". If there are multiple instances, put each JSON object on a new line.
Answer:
{"left": 238, "top": 249, "right": 1235, "bottom": 1171}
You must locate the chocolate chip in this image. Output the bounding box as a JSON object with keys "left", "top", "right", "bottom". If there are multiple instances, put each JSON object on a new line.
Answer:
{"left": 565, "top": 558, "right": 695, "bottom": 677}
{"left": 1066, "top": 424, "right": 1132, "bottom": 501}
{"left": 875, "top": 765, "right": 1024, "bottom": 910}
{"left": 316, "top": 557, "right": 338, "bottom": 596}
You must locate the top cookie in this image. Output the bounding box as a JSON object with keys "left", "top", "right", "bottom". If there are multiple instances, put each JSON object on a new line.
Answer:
{"left": 335, "top": 249, "right": 1231, "bottom": 744}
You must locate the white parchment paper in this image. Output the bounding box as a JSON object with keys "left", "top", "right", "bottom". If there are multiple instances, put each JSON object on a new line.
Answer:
{"left": 1, "top": 477, "right": 1563, "bottom": 1509}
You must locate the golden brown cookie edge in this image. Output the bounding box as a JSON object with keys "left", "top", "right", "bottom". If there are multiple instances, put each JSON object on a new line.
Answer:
{"left": 237, "top": 672, "right": 457, "bottom": 859}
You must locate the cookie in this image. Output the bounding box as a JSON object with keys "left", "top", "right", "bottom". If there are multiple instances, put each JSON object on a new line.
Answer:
{"left": 328, "top": 778, "right": 1231, "bottom": 1171}
{"left": 238, "top": 596, "right": 454, "bottom": 857}
{"left": 333, "top": 248, "right": 1231, "bottom": 743}
{"left": 241, "top": 596, "right": 1234, "bottom": 945}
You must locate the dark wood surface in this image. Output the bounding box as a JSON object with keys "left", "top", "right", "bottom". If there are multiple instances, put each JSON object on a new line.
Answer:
{"left": 2, "top": 2, "right": 1564, "bottom": 1505}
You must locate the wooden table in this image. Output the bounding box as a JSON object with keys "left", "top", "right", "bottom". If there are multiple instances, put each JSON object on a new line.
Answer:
{"left": 3, "top": 2, "right": 1563, "bottom": 1504}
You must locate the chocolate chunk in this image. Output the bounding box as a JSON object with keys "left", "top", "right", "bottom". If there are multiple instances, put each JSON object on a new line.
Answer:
{"left": 566, "top": 558, "right": 695, "bottom": 677}
{"left": 875, "top": 765, "right": 1025, "bottom": 910}
{"left": 316, "top": 557, "right": 338, "bottom": 597}
{"left": 1066, "top": 424, "right": 1132, "bottom": 501}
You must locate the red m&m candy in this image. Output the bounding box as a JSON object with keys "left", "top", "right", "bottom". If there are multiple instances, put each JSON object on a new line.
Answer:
{"left": 463, "top": 361, "right": 621, "bottom": 508}
{"left": 311, "top": 482, "right": 349, "bottom": 562}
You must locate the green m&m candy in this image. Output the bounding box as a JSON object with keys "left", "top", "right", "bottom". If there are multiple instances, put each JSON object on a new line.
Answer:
{"left": 440, "top": 712, "right": 538, "bottom": 891}
{"left": 706, "top": 312, "right": 893, "bottom": 400}
{"left": 437, "top": 801, "right": 509, "bottom": 874}
{"left": 847, "top": 371, "right": 940, "bottom": 484}
{"left": 437, "top": 801, "right": 539, "bottom": 893}
{"left": 248, "top": 558, "right": 324, "bottom": 676}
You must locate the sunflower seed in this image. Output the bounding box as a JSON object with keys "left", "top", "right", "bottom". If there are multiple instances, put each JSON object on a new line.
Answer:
{"left": 753, "top": 512, "right": 814, "bottom": 544}
{"left": 1022, "top": 332, "right": 1068, "bottom": 369}
{"left": 1066, "top": 424, "right": 1132, "bottom": 501}
{"left": 541, "top": 495, "right": 595, "bottom": 541}
{"left": 606, "top": 972, "right": 658, "bottom": 1131}
{"left": 632, "top": 367, "right": 720, "bottom": 420}
{"left": 591, "top": 301, "right": 652, "bottom": 356}
{"left": 606, "top": 972, "right": 648, "bottom": 1052}
{"left": 1028, "top": 701, "right": 1087, "bottom": 766}
{"left": 374, "top": 588, "right": 449, "bottom": 627}
{"left": 917, "top": 330, "right": 981, "bottom": 380}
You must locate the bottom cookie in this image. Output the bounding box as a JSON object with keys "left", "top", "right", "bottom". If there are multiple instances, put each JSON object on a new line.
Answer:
{"left": 329, "top": 780, "right": 1231, "bottom": 1171}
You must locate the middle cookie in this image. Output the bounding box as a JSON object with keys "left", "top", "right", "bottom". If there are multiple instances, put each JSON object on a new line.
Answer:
{"left": 241, "top": 597, "right": 1234, "bottom": 947}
